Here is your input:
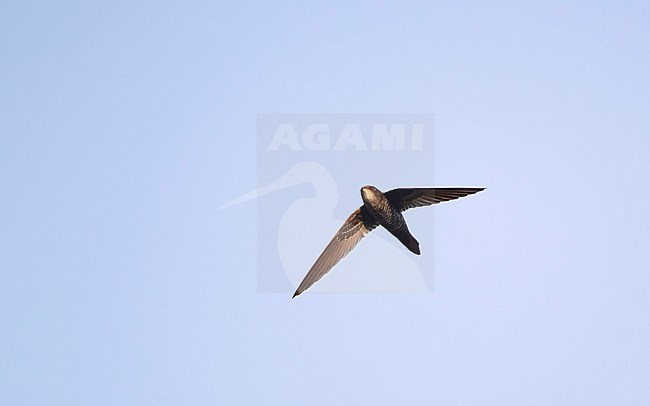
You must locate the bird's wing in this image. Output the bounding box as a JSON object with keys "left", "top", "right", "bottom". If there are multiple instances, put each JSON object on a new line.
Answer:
{"left": 293, "top": 206, "right": 378, "bottom": 298}
{"left": 384, "top": 187, "right": 485, "bottom": 212}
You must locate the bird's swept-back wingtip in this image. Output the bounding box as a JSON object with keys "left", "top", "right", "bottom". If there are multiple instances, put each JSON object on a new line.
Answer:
{"left": 292, "top": 291, "right": 300, "bottom": 299}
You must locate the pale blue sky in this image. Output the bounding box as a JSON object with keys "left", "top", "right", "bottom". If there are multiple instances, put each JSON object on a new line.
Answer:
{"left": 1, "top": 2, "right": 649, "bottom": 405}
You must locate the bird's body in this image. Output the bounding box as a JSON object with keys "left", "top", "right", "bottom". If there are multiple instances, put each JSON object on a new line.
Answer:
{"left": 292, "top": 185, "right": 485, "bottom": 298}
{"left": 361, "top": 185, "right": 420, "bottom": 255}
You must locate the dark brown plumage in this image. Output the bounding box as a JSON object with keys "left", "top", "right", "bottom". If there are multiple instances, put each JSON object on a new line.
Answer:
{"left": 292, "top": 186, "right": 485, "bottom": 298}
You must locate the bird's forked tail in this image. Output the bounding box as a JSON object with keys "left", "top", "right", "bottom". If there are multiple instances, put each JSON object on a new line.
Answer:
{"left": 396, "top": 233, "right": 420, "bottom": 255}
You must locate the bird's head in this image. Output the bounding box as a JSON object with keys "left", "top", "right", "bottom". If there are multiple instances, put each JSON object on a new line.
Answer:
{"left": 360, "top": 185, "right": 381, "bottom": 204}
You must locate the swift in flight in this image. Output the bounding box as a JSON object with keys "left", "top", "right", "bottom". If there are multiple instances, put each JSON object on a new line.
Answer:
{"left": 293, "top": 186, "right": 485, "bottom": 298}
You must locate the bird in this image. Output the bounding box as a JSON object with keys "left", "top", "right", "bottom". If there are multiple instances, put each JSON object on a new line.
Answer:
{"left": 292, "top": 185, "right": 485, "bottom": 298}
